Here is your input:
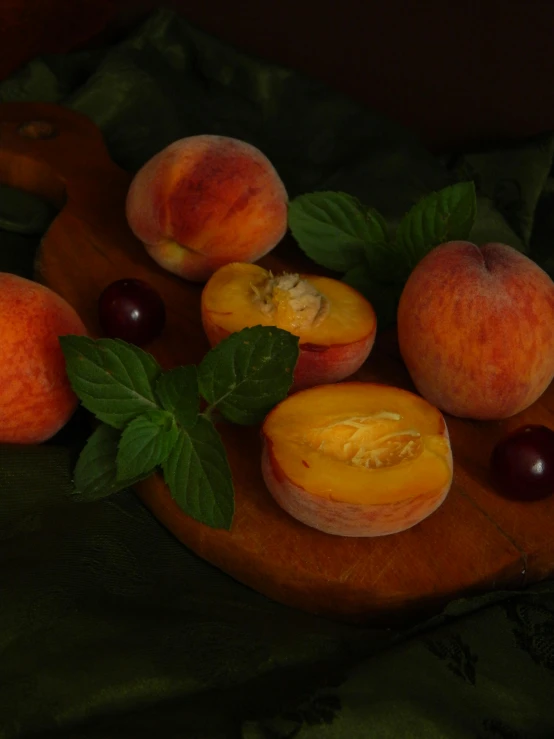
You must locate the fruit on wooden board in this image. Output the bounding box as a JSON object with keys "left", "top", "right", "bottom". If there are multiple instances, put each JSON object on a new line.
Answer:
{"left": 0, "top": 273, "right": 87, "bottom": 444}
{"left": 201, "top": 262, "right": 377, "bottom": 391}
{"left": 490, "top": 424, "right": 554, "bottom": 501}
{"left": 397, "top": 241, "right": 554, "bottom": 420}
{"left": 98, "top": 278, "right": 166, "bottom": 346}
{"left": 125, "top": 134, "right": 288, "bottom": 283}
{"left": 261, "top": 382, "right": 453, "bottom": 537}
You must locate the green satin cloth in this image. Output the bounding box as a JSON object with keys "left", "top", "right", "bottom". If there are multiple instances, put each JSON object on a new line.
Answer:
{"left": 1, "top": 9, "right": 554, "bottom": 738}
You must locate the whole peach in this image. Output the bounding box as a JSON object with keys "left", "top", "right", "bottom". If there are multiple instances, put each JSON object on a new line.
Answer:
{"left": 397, "top": 241, "right": 554, "bottom": 420}
{"left": 0, "top": 273, "right": 87, "bottom": 444}
{"left": 125, "top": 134, "right": 288, "bottom": 282}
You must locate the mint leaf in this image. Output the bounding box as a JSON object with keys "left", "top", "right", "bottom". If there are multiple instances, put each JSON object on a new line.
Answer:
{"left": 288, "top": 191, "right": 386, "bottom": 272}
{"left": 73, "top": 423, "right": 150, "bottom": 501}
{"left": 362, "top": 241, "right": 412, "bottom": 284}
{"left": 162, "top": 416, "right": 234, "bottom": 530}
{"left": 343, "top": 265, "right": 403, "bottom": 330}
{"left": 156, "top": 366, "right": 199, "bottom": 429}
{"left": 198, "top": 326, "right": 299, "bottom": 425}
{"left": 366, "top": 207, "right": 390, "bottom": 243}
{"left": 116, "top": 409, "right": 179, "bottom": 481}
{"left": 60, "top": 336, "right": 161, "bottom": 429}
{"left": 395, "top": 181, "right": 477, "bottom": 268}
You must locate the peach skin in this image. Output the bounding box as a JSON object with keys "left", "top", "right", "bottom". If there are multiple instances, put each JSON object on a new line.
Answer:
{"left": 201, "top": 262, "right": 377, "bottom": 390}
{"left": 0, "top": 272, "right": 88, "bottom": 444}
{"left": 397, "top": 241, "right": 554, "bottom": 420}
{"left": 125, "top": 135, "right": 288, "bottom": 282}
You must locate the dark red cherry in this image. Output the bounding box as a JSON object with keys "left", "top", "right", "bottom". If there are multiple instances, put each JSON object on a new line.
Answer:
{"left": 490, "top": 424, "right": 554, "bottom": 501}
{"left": 98, "top": 278, "right": 165, "bottom": 346}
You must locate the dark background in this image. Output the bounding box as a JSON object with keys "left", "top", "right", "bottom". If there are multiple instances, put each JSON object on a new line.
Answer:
{"left": 2, "top": 0, "right": 553, "bottom": 152}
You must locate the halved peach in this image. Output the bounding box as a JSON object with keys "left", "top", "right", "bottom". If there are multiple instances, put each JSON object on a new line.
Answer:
{"left": 261, "top": 382, "right": 453, "bottom": 537}
{"left": 201, "top": 262, "right": 377, "bottom": 390}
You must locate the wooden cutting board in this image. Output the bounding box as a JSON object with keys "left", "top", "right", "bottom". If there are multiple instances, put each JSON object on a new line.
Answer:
{"left": 2, "top": 101, "right": 553, "bottom": 625}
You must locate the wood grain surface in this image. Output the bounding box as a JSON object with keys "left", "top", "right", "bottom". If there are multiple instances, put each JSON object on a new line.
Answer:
{"left": 2, "top": 102, "right": 553, "bottom": 625}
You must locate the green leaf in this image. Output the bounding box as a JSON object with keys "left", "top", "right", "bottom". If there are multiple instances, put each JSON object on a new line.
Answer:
{"left": 362, "top": 240, "right": 412, "bottom": 284}
{"left": 343, "top": 265, "right": 403, "bottom": 330}
{"left": 395, "top": 181, "right": 477, "bottom": 268}
{"left": 116, "top": 409, "right": 179, "bottom": 481}
{"left": 73, "top": 423, "right": 150, "bottom": 502}
{"left": 288, "top": 191, "right": 386, "bottom": 272}
{"left": 162, "top": 416, "right": 234, "bottom": 530}
{"left": 366, "top": 207, "right": 390, "bottom": 243}
{"left": 198, "top": 326, "right": 299, "bottom": 425}
{"left": 155, "top": 366, "right": 199, "bottom": 429}
{"left": 60, "top": 336, "right": 162, "bottom": 429}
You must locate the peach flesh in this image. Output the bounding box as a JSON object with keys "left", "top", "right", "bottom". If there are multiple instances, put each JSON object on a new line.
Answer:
{"left": 0, "top": 273, "right": 88, "bottom": 444}
{"left": 125, "top": 135, "right": 288, "bottom": 282}
{"left": 397, "top": 241, "right": 554, "bottom": 420}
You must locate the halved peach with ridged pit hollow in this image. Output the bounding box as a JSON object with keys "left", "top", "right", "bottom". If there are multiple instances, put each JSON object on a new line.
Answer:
{"left": 261, "top": 382, "right": 453, "bottom": 537}
{"left": 201, "top": 262, "right": 377, "bottom": 390}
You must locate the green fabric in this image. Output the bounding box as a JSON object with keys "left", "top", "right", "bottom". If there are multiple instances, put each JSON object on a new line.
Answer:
{"left": 0, "top": 185, "right": 56, "bottom": 235}
{"left": 1, "top": 9, "right": 554, "bottom": 738}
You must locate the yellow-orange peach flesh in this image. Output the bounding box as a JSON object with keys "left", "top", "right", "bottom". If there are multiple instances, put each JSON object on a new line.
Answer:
{"left": 201, "top": 262, "right": 377, "bottom": 390}
{"left": 261, "top": 382, "right": 453, "bottom": 537}
{"left": 0, "top": 273, "right": 88, "bottom": 444}
{"left": 125, "top": 135, "right": 288, "bottom": 282}
{"left": 397, "top": 241, "right": 554, "bottom": 420}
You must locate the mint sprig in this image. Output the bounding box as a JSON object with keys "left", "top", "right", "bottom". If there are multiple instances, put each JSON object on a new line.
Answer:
{"left": 61, "top": 326, "right": 300, "bottom": 530}
{"left": 287, "top": 182, "right": 477, "bottom": 328}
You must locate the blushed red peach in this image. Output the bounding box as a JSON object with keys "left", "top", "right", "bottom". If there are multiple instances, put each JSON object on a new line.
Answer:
{"left": 201, "top": 262, "right": 377, "bottom": 391}
{"left": 261, "top": 382, "right": 453, "bottom": 537}
{"left": 0, "top": 273, "right": 88, "bottom": 443}
{"left": 397, "top": 241, "right": 554, "bottom": 420}
{"left": 125, "top": 135, "right": 288, "bottom": 282}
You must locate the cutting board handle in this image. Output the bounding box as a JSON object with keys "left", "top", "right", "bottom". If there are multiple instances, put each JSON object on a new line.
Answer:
{"left": 0, "top": 102, "right": 128, "bottom": 209}
{"left": 0, "top": 102, "right": 159, "bottom": 330}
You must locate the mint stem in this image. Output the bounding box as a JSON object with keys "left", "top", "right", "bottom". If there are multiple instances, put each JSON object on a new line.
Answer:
{"left": 201, "top": 405, "right": 226, "bottom": 425}
{"left": 202, "top": 405, "right": 215, "bottom": 421}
